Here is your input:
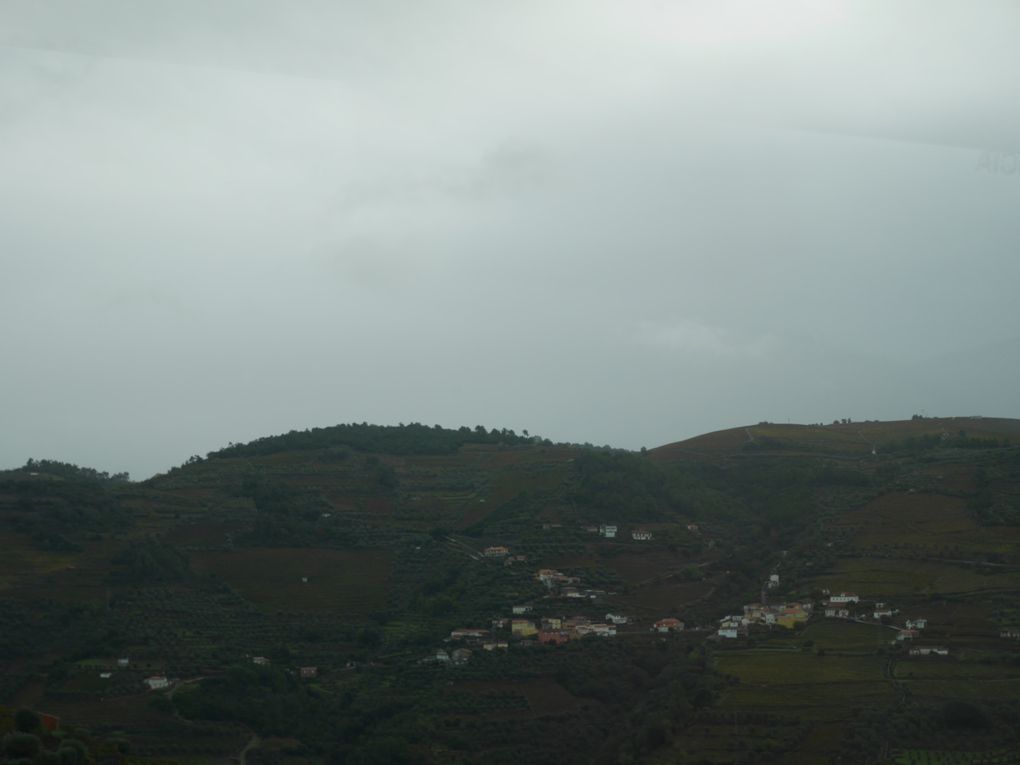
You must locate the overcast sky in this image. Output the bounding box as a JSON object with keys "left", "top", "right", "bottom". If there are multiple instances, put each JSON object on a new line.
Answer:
{"left": 2, "top": 1, "right": 1020, "bottom": 479}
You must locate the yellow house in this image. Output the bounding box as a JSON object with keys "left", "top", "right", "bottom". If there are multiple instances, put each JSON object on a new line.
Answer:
{"left": 511, "top": 619, "right": 538, "bottom": 637}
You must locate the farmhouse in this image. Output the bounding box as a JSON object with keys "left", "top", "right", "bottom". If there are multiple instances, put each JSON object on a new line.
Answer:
{"left": 910, "top": 646, "right": 949, "bottom": 656}
{"left": 896, "top": 629, "right": 920, "bottom": 642}
{"left": 450, "top": 628, "right": 489, "bottom": 641}
{"left": 829, "top": 593, "right": 860, "bottom": 604}
{"left": 451, "top": 649, "right": 472, "bottom": 665}
{"left": 768, "top": 574, "right": 780, "bottom": 588}
{"left": 252, "top": 656, "right": 270, "bottom": 666}
{"left": 599, "top": 524, "right": 618, "bottom": 538}
{"left": 299, "top": 666, "right": 318, "bottom": 678}
{"left": 538, "top": 631, "right": 570, "bottom": 645}
{"left": 511, "top": 619, "right": 538, "bottom": 638}
{"left": 144, "top": 676, "right": 170, "bottom": 690}
{"left": 632, "top": 530, "right": 653, "bottom": 541}
{"left": 686, "top": 524, "right": 700, "bottom": 532}
{"left": 593, "top": 623, "right": 617, "bottom": 637}
{"left": 717, "top": 620, "right": 741, "bottom": 639}
{"left": 605, "top": 613, "right": 628, "bottom": 625}
{"left": 874, "top": 608, "right": 895, "bottom": 620}
{"left": 541, "top": 617, "right": 563, "bottom": 630}
{"left": 491, "top": 618, "right": 508, "bottom": 630}
{"left": 743, "top": 602, "right": 811, "bottom": 627}
{"left": 1000, "top": 630, "right": 1020, "bottom": 639}
{"left": 905, "top": 618, "right": 927, "bottom": 630}
{"left": 743, "top": 603, "right": 766, "bottom": 621}
{"left": 484, "top": 546, "right": 510, "bottom": 558}
{"left": 512, "top": 605, "right": 533, "bottom": 615}
{"left": 117, "top": 658, "right": 130, "bottom": 668}
{"left": 434, "top": 650, "right": 451, "bottom": 663}
{"left": 563, "top": 616, "right": 591, "bottom": 632}
{"left": 536, "top": 569, "right": 579, "bottom": 589}
{"left": 825, "top": 606, "right": 851, "bottom": 619}
{"left": 653, "top": 618, "right": 684, "bottom": 633}
{"left": 503, "top": 555, "right": 527, "bottom": 566}
{"left": 482, "top": 641, "right": 509, "bottom": 651}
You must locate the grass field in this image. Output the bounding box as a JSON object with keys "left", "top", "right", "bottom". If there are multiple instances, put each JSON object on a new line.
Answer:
{"left": 716, "top": 651, "right": 885, "bottom": 685}
{"left": 892, "top": 747, "right": 1020, "bottom": 764}
{"left": 804, "top": 558, "right": 1020, "bottom": 597}
{"left": 893, "top": 660, "right": 1020, "bottom": 679}
{"left": 798, "top": 620, "right": 894, "bottom": 652}
{"left": 189, "top": 548, "right": 391, "bottom": 616}
{"left": 450, "top": 679, "right": 582, "bottom": 719}
{"left": 714, "top": 651, "right": 895, "bottom": 721}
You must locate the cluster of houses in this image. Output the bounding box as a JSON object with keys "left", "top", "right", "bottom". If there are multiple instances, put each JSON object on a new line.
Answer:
{"left": 575, "top": 524, "right": 654, "bottom": 540}
{"left": 535, "top": 569, "right": 605, "bottom": 600}
{"left": 144, "top": 676, "right": 171, "bottom": 691}
{"left": 433, "top": 648, "right": 473, "bottom": 666}
{"left": 817, "top": 592, "right": 950, "bottom": 653}
{"left": 717, "top": 601, "right": 813, "bottom": 637}
{"left": 709, "top": 588, "right": 950, "bottom": 654}
{"left": 483, "top": 546, "right": 528, "bottom": 566}
{"left": 466, "top": 612, "right": 630, "bottom": 647}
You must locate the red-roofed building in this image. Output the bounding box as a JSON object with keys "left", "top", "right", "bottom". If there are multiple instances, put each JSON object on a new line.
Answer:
{"left": 538, "top": 631, "right": 569, "bottom": 645}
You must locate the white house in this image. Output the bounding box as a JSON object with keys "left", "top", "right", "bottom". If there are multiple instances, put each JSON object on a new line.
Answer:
{"left": 874, "top": 608, "right": 894, "bottom": 620}
{"left": 825, "top": 606, "right": 850, "bottom": 619}
{"left": 768, "top": 574, "right": 780, "bottom": 588}
{"left": 829, "top": 593, "right": 859, "bottom": 604}
{"left": 632, "top": 530, "right": 653, "bottom": 541}
{"left": 910, "top": 646, "right": 948, "bottom": 656}
{"left": 450, "top": 628, "right": 488, "bottom": 640}
{"left": 906, "top": 618, "right": 927, "bottom": 630}
{"left": 512, "top": 605, "right": 533, "bottom": 615}
{"left": 144, "top": 676, "right": 170, "bottom": 691}
{"left": 605, "top": 613, "right": 629, "bottom": 625}
{"left": 599, "top": 524, "right": 618, "bottom": 538}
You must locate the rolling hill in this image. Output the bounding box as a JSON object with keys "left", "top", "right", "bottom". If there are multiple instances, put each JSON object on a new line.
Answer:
{"left": 2, "top": 418, "right": 1019, "bottom": 765}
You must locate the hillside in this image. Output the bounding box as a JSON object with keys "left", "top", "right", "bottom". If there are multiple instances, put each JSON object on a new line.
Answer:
{"left": 2, "top": 420, "right": 1020, "bottom": 765}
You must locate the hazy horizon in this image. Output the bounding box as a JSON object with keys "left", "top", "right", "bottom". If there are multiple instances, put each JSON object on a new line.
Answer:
{"left": 4, "top": 1, "right": 1020, "bottom": 479}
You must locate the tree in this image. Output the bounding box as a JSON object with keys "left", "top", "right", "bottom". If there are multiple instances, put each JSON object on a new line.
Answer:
{"left": 13, "top": 709, "right": 40, "bottom": 733}
{"left": 3, "top": 733, "right": 41, "bottom": 759}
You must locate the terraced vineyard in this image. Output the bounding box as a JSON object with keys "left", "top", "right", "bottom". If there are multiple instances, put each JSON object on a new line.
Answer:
{"left": 2, "top": 419, "right": 1020, "bottom": 764}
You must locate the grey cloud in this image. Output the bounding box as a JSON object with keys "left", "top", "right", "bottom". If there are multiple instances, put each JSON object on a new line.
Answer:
{"left": 1, "top": 0, "right": 1019, "bottom": 477}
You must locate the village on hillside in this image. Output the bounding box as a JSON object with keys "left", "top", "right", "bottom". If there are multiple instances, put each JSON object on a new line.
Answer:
{"left": 409, "top": 537, "right": 956, "bottom": 668}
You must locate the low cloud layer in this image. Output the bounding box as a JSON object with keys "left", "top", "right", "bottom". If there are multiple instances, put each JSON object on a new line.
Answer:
{"left": 2, "top": 1, "right": 1019, "bottom": 478}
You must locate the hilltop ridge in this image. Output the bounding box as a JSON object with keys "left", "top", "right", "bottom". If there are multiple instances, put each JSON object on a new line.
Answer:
{"left": 2, "top": 416, "right": 1020, "bottom": 764}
